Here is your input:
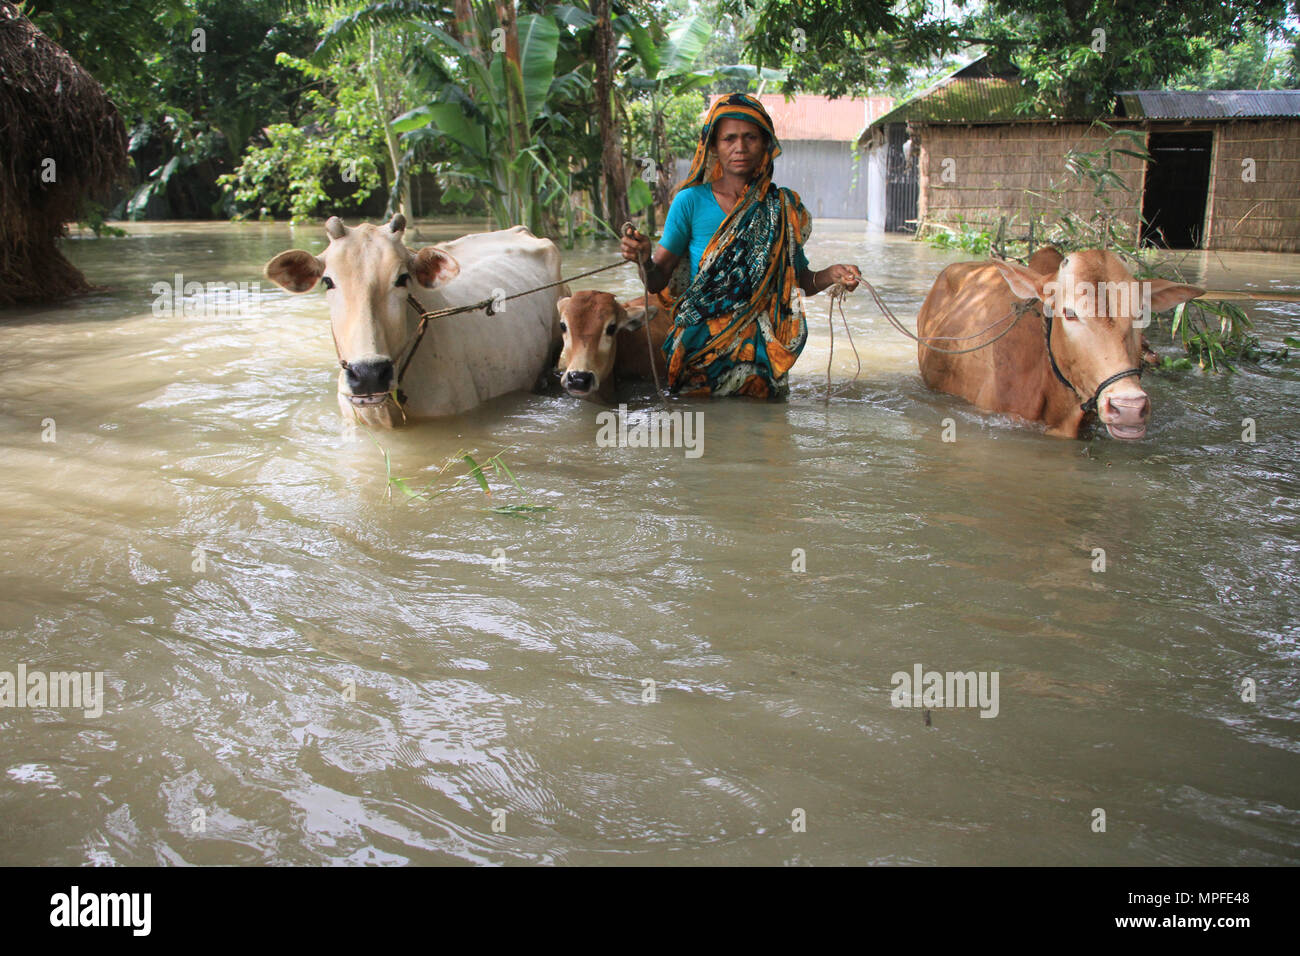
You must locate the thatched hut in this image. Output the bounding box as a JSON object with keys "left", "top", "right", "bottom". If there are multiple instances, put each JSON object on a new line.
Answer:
{"left": 860, "top": 56, "right": 1300, "bottom": 253}
{"left": 0, "top": 1, "right": 127, "bottom": 306}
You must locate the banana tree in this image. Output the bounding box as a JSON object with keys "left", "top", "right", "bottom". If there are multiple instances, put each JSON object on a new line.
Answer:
{"left": 618, "top": 13, "right": 785, "bottom": 232}
{"left": 382, "top": 7, "right": 590, "bottom": 234}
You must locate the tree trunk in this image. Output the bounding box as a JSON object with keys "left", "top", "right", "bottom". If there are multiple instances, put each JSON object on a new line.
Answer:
{"left": 454, "top": 0, "right": 479, "bottom": 54}
{"left": 651, "top": 100, "right": 673, "bottom": 232}
{"left": 370, "top": 32, "right": 411, "bottom": 220}
{"left": 593, "top": 0, "right": 628, "bottom": 234}
{"left": 495, "top": 1, "right": 536, "bottom": 230}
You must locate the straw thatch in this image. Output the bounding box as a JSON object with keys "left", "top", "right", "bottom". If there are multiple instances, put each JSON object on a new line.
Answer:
{"left": 0, "top": 2, "right": 127, "bottom": 306}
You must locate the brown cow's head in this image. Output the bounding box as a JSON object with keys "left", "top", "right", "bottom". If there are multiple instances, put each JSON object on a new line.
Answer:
{"left": 991, "top": 251, "right": 1202, "bottom": 440}
{"left": 263, "top": 215, "right": 459, "bottom": 424}
{"left": 555, "top": 290, "right": 655, "bottom": 400}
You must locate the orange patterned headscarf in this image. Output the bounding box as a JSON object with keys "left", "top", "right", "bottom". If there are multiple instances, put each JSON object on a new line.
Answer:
{"left": 674, "top": 93, "right": 783, "bottom": 200}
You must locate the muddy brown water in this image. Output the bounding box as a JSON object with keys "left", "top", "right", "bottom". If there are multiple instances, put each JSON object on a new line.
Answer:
{"left": 0, "top": 220, "right": 1297, "bottom": 865}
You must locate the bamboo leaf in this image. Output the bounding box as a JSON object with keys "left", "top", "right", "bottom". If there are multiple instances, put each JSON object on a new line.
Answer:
{"left": 462, "top": 454, "right": 491, "bottom": 496}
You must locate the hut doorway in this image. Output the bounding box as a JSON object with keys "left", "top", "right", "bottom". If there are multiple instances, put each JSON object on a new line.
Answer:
{"left": 1140, "top": 131, "right": 1213, "bottom": 248}
{"left": 884, "top": 125, "right": 919, "bottom": 233}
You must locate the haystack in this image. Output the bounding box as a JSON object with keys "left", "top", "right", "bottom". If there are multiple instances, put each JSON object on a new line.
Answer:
{"left": 0, "top": 2, "right": 126, "bottom": 306}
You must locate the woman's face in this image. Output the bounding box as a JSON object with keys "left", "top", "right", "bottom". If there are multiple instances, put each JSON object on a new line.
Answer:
{"left": 712, "top": 117, "right": 766, "bottom": 179}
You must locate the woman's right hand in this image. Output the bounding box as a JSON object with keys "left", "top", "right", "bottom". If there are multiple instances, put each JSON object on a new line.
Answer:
{"left": 620, "top": 227, "right": 651, "bottom": 264}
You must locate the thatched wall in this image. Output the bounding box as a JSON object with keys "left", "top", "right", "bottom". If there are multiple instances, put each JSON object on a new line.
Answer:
{"left": 0, "top": 2, "right": 127, "bottom": 306}
{"left": 915, "top": 118, "right": 1300, "bottom": 253}
{"left": 916, "top": 122, "right": 1145, "bottom": 241}
{"left": 1207, "top": 119, "right": 1300, "bottom": 253}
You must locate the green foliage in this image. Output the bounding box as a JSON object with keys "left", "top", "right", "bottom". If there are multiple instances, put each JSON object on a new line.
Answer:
{"left": 217, "top": 57, "right": 386, "bottom": 222}
{"left": 724, "top": 0, "right": 1292, "bottom": 114}
{"left": 924, "top": 219, "right": 992, "bottom": 256}
{"left": 1170, "top": 22, "right": 1300, "bottom": 90}
{"left": 31, "top": 0, "right": 322, "bottom": 220}
{"left": 20, "top": 0, "right": 190, "bottom": 112}
{"left": 717, "top": 0, "right": 942, "bottom": 97}
{"left": 369, "top": 436, "right": 553, "bottom": 517}
{"left": 387, "top": 9, "right": 583, "bottom": 233}
{"left": 124, "top": 109, "right": 229, "bottom": 219}
{"left": 652, "top": 0, "right": 757, "bottom": 97}
{"left": 76, "top": 201, "right": 127, "bottom": 238}
{"left": 626, "top": 92, "right": 705, "bottom": 163}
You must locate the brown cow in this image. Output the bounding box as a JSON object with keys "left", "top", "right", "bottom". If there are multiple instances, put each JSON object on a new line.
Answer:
{"left": 916, "top": 249, "right": 1203, "bottom": 439}
{"left": 555, "top": 290, "right": 670, "bottom": 401}
{"left": 1026, "top": 247, "right": 1162, "bottom": 366}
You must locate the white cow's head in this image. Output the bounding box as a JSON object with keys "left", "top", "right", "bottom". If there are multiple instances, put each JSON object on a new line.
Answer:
{"left": 264, "top": 214, "right": 459, "bottom": 425}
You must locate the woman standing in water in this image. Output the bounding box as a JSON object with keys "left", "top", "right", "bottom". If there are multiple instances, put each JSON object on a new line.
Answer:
{"left": 621, "top": 93, "right": 862, "bottom": 398}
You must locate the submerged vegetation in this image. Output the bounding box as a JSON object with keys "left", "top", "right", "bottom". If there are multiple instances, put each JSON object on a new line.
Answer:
{"left": 369, "top": 435, "right": 553, "bottom": 517}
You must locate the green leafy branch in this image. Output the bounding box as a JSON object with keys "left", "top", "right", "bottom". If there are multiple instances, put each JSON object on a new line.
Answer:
{"left": 367, "top": 435, "right": 552, "bottom": 518}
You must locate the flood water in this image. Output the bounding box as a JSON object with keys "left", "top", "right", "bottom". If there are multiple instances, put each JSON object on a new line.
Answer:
{"left": 1, "top": 220, "right": 1297, "bottom": 865}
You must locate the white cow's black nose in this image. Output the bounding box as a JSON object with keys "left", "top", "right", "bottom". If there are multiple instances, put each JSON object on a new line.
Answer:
{"left": 563, "top": 370, "right": 594, "bottom": 392}
{"left": 346, "top": 359, "right": 393, "bottom": 395}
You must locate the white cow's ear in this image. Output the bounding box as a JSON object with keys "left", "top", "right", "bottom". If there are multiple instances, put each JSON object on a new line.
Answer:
{"left": 410, "top": 246, "right": 460, "bottom": 288}
{"left": 264, "top": 250, "right": 325, "bottom": 293}
{"left": 618, "top": 301, "right": 656, "bottom": 332}
{"left": 990, "top": 259, "right": 1046, "bottom": 301}
{"left": 1147, "top": 279, "right": 1204, "bottom": 313}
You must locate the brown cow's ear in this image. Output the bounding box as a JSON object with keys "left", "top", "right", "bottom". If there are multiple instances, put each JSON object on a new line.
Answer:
{"left": 618, "top": 301, "right": 655, "bottom": 332}
{"left": 556, "top": 296, "right": 572, "bottom": 319}
{"left": 410, "top": 245, "right": 460, "bottom": 288}
{"left": 1147, "top": 279, "right": 1204, "bottom": 313}
{"left": 264, "top": 250, "right": 325, "bottom": 293}
{"left": 1025, "top": 246, "right": 1064, "bottom": 276}
{"left": 990, "top": 259, "right": 1046, "bottom": 301}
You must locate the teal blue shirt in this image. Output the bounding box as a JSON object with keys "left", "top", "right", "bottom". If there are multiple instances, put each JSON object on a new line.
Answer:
{"left": 659, "top": 183, "right": 809, "bottom": 280}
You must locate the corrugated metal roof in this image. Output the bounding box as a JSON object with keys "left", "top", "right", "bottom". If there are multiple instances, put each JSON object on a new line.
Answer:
{"left": 705, "top": 94, "right": 893, "bottom": 142}
{"left": 866, "top": 76, "right": 1050, "bottom": 131}
{"left": 1117, "top": 90, "right": 1300, "bottom": 119}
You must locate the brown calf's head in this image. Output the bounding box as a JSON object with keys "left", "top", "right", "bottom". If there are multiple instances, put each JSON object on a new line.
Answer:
{"left": 263, "top": 215, "right": 459, "bottom": 418}
{"left": 991, "top": 250, "right": 1203, "bottom": 440}
{"left": 555, "top": 290, "right": 655, "bottom": 399}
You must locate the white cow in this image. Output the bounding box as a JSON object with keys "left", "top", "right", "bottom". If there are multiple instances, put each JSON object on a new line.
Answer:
{"left": 264, "top": 215, "right": 564, "bottom": 427}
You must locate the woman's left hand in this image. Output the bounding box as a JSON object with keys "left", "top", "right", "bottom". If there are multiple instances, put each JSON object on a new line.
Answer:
{"left": 827, "top": 264, "right": 862, "bottom": 291}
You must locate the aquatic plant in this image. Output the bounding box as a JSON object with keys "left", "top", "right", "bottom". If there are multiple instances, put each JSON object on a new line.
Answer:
{"left": 368, "top": 435, "right": 552, "bottom": 518}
